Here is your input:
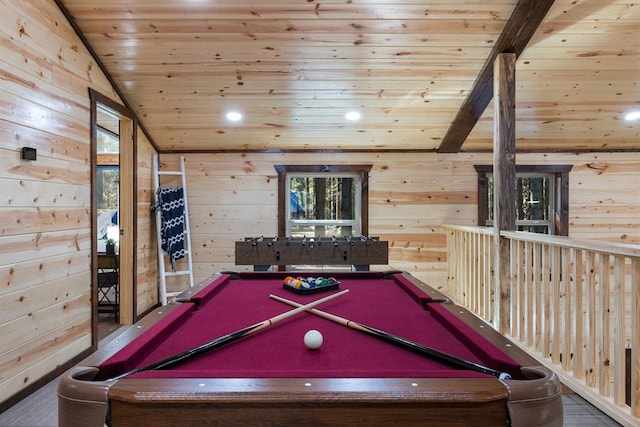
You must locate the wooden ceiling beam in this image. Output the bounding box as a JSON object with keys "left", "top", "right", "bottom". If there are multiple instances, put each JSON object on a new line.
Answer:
{"left": 437, "top": 0, "right": 556, "bottom": 153}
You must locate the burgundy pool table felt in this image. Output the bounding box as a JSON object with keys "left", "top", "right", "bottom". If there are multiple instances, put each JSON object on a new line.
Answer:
{"left": 96, "top": 273, "right": 522, "bottom": 381}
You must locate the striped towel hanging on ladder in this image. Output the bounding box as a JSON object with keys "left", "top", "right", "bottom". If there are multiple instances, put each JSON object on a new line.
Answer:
{"left": 155, "top": 187, "right": 186, "bottom": 270}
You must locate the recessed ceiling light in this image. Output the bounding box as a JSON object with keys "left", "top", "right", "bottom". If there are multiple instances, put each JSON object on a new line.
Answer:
{"left": 226, "top": 111, "right": 242, "bottom": 122}
{"left": 345, "top": 111, "right": 361, "bottom": 121}
{"left": 624, "top": 111, "right": 640, "bottom": 121}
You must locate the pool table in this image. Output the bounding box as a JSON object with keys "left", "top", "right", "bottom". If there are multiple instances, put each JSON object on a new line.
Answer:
{"left": 58, "top": 271, "right": 562, "bottom": 427}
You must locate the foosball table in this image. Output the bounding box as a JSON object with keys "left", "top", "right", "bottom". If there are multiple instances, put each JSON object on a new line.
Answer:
{"left": 235, "top": 236, "right": 389, "bottom": 271}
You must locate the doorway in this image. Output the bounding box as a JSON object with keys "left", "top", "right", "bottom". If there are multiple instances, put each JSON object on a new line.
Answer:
{"left": 90, "top": 89, "right": 137, "bottom": 344}
{"left": 96, "top": 106, "right": 120, "bottom": 338}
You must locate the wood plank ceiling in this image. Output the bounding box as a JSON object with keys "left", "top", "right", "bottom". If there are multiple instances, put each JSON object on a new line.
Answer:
{"left": 57, "top": 0, "right": 640, "bottom": 152}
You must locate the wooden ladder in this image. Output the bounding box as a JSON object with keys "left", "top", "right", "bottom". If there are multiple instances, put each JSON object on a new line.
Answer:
{"left": 153, "top": 154, "right": 194, "bottom": 305}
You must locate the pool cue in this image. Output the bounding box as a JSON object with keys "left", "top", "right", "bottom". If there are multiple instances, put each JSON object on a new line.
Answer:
{"left": 270, "top": 294, "right": 511, "bottom": 379}
{"left": 111, "top": 289, "right": 349, "bottom": 380}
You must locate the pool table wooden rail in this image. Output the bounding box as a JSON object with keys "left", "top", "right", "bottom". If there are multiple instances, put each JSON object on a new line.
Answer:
{"left": 60, "top": 366, "right": 514, "bottom": 427}
{"left": 107, "top": 377, "right": 514, "bottom": 427}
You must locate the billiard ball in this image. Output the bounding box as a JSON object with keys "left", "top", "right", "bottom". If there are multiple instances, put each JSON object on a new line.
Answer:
{"left": 303, "top": 329, "right": 323, "bottom": 350}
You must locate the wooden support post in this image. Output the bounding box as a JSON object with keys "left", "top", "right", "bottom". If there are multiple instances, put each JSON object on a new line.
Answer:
{"left": 492, "top": 53, "right": 517, "bottom": 334}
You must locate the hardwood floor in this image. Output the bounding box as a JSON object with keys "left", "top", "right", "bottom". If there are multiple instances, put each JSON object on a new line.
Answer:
{"left": 97, "top": 312, "right": 121, "bottom": 340}
{"left": 562, "top": 394, "right": 623, "bottom": 426}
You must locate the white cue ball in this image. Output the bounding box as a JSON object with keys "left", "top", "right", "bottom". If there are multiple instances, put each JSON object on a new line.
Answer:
{"left": 303, "top": 329, "right": 323, "bottom": 350}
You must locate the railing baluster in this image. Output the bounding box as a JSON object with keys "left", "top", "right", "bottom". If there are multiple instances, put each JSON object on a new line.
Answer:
{"left": 552, "top": 245, "right": 562, "bottom": 365}
{"left": 516, "top": 240, "right": 524, "bottom": 339}
{"left": 574, "top": 249, "right": 584, "bottom": 379}
{"left": 532, "top": 241, "right": 541, "bottom": 350}
{"left": 522, "top": 240, "right": 529, "bottom": 344}
{"left": 613, "top": 256, "right": 626, "bottom": 406}
{"left": 599, "top": 253, "right": 611, "bottom": 397}
{"left": 511, "top": 238, "right": 519, "bottom": 337}
{"left": 463, "top": 231, "right": 469, "bottom": 307}
{"left": 473, "top": 232, "right": 479, "bottom": 315}
{"left": 562, "top": 247, "right": 572, "bottom": 372}
{"left": 585, "top": 251, "right": 596, "bottom": 388}
{"left": 542, "top": 242, "right": 551, "bottom": 358}
{"left": 482, "top": 233, "right": 488, "bottom": 320}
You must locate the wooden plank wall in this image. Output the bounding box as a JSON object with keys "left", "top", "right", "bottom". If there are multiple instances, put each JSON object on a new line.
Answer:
{"left": 570, "top": 157, "right": 640, "bottom": 242}
{"left": 160, "top": 151, "right": 639, "bottom": 295}
{"left": 0, "top": 0, "right": 157, "bottom": 407}
{"left": 136, "top": 131, "right": 159, "bottom": 314}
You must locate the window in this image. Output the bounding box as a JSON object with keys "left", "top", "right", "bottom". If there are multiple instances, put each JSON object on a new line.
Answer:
{"left": 96, "top": 122, "right": 119, "bottom": 241}
{"left": 287, "top": 174, "right": 360, "bottom": 237}
{"left": 97, "top": 165, "right": 119, "bottom": 212}
{"left": 488, "top": 174, "right": 555, "bottom": 234}
{"left": 97, "top": 125, "right": 119, "bottom": 154}
{"left": 96, "top": 119, "right": 120, "bottom": 214}
{"left": 275, "top": 165, "right": 371, "bottom": 239}
{"left": 475, "top": 165, "right": 572, "bottom": 235}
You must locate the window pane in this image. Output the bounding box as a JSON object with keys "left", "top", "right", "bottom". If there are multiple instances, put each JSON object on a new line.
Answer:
{"left": 97, "top": 165, "right": 119, "bottom": 212}
{"left": 97, "top": 127, "right": 119, "bottom": 154}
{"left": 517, "top": 176, "right": 551, "bottom": 221}
{"left": 289, "top": 176, "right": 356, "bottom": 221}
{"left": 517, "top": 225, "right": 550, "bottom": 234}
{"left": 486, "top": 174, "right": 553, "bottom": 233}
{"left": 290, "top": 224, "right": 354, "bottom": 238}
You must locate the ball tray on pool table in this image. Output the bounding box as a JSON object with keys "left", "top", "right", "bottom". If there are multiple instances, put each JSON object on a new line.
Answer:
{"left": 282, "top": 277, "right": 340, "bottom": 294}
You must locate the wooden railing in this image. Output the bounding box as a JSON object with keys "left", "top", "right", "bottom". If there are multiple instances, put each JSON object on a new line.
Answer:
{"left": 443, "top": 224, "right": 640, "bottom": 427}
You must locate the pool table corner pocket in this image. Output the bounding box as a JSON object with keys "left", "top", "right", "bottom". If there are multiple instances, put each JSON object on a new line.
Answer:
{"left": 58, "top": 366, "right": 113, "bottom": 427}
{"left": 501, "top": 366, "right": 563, "bottom": 427}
